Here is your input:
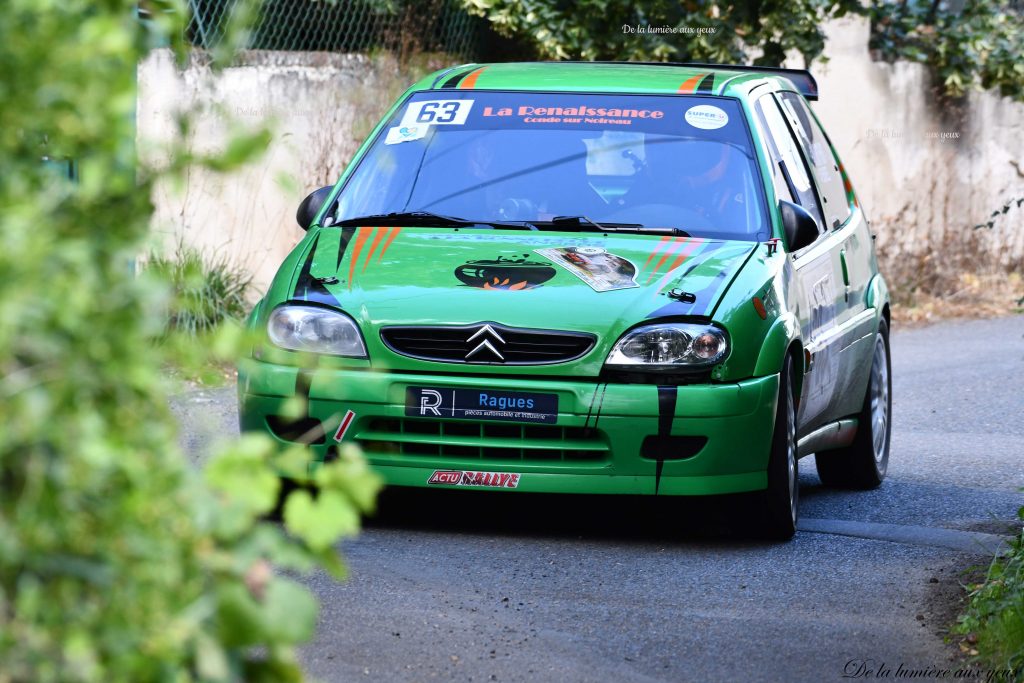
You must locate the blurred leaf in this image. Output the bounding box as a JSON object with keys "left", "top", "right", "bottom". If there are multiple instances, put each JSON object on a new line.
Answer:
{"left": 284, "top": 489, "right": 360, "bottom": 552}
{"left": 205, "top": 436, "right": 281, "bottom": 517}
{"left": 0, "top": 1, "right": 377, "bottom": 678}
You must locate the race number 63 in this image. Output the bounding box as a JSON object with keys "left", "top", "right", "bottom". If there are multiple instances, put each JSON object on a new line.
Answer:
{"left": 400, "top": 99, "right": 474, "bottom": 127}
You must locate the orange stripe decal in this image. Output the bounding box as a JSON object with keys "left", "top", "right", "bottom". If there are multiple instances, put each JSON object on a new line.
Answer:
{"left": 677, "top": 74, "right": 705, "bottom": 93}
{"left": 650, "top": 240, "right": 709, "bottom": 296}
{"left": 641, "top": 236, "right": 671, "bottom": 272}
{"left": 646, "top": 237, "right": 686, "bottom": 283}
{"left": 362, "top": 227, "right": 387, "bottom": 272}
{"left": 347, "top": 227, "right": 371, "bottom": 289}
{"left": 459, "top": 67, "right": 487, "bottom": 89}
{"left": 665, "top": 238, "right": 703, "bottom": 272}
{"left": 378, "top": 227, "right": 401, "bottom": 261}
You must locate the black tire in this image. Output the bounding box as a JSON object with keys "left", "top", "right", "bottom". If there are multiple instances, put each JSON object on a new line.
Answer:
{"left": 815, "top": 319, "right": 892, "bottom": 489}
{"left": 757, "top": 353, "right": 799, "bottom": 540}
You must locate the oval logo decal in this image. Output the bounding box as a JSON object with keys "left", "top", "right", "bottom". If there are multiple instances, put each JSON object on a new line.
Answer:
{"left": 684, "top": 105, "right": 729, "bottom": 130}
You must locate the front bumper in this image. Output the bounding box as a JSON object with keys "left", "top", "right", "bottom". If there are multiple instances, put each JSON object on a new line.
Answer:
{"left": 238, "top": 358, "right": 780, "bottom": 496}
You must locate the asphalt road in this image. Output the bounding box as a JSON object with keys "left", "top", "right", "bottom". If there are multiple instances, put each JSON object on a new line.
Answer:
{"left": 174, "top": 316, "right": 1024, "bottom": 682}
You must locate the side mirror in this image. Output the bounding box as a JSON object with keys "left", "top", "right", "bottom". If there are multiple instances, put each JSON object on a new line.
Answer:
{"left": 778, "top": 200, "right": 819, "bottom": 252}
{"left": 296, "top": 186, "right": 334, "bottom": 231}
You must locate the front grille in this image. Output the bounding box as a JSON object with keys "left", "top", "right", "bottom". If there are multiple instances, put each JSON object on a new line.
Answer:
{"left": 356, "top": 418, "right": 609, "bottom": 463}
{"left": 380, "top": 322, "right": 596, "bottom": 365}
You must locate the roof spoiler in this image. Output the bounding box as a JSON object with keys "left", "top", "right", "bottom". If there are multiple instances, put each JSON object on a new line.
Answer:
{"left": 674, "top": 63, "right": 818, "bottom": 100}
{"left": 576, "top": 61, "right": 819, "bottom": 101}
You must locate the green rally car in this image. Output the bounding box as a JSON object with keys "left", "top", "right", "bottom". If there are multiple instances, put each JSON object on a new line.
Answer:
{"left": 238, "top": 62, "right": 892, "bottom": 539}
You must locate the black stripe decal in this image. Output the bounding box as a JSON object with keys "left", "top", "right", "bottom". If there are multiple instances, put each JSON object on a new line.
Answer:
{"left": 591, "top": 383, "right": 609, "bottom": 430}
{"left": 292, "top": 227, "right": 357, "bottom": 307}
{"left": 697, "top": 73, "right": 716, "bottom": 93}
{"left": 440, "top": 69, "right": 472, "bottom": 88}
{"left": 645, "top": 243, "right": 741, "bottom": 318}
{"left": 644, "top": 260, "right": 706, "bottom": 319}
{"left": 654, "top": 385, "right": 678, "bottom": 495}
{"left": 583, "top": 383, "right": 602, "bottom": 430}
{"left": 293, "top": 233, "right": 320, "bottom": 297}
{"left": 295, "top": 369, "right": 315, "bottom": 397}
{"left": 335, "top": 226, "right": 356, "bottom": 271}
{"left": 430, "top": 65, "right": 462, "bottom": 88}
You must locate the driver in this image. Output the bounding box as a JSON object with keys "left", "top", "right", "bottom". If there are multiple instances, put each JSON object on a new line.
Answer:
{"left": 623, "top": 137, "right": 747, "bottom": 230}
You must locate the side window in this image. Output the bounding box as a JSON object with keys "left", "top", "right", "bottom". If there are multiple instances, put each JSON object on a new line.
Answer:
{"left": 752, "top": 99, "right": 794, "bottom": 205}
{"left": 754, "top": 94, "right": 825, "bottom": 233}
{"left": 776, "top": 92, "right": 851, "bottom": 229}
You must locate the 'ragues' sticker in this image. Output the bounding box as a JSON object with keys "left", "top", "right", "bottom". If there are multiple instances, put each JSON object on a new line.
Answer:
{"left": 685, "top": 105, "right": 729, "bottom": 130}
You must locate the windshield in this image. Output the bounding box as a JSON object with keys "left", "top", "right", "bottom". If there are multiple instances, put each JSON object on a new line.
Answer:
{"left": 331, "top": 91, "right": 769, "bottom": 241}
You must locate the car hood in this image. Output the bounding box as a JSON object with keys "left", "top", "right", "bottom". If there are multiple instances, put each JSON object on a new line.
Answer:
{"left": 282, "top": 226, "right": 758, "bottom": 375}
{"left": 290, "top": 226, "right": 754, "bottom": 333}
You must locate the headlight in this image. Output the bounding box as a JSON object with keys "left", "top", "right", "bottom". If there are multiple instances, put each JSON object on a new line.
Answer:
{"left": 605, "top": 323, "right": 728, "bottom": 368}
{"left": 267, "top": 305, "right": 367, "bottom": 357}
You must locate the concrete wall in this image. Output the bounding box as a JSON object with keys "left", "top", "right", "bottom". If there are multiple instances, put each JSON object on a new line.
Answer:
{"left": 138, "top": 17, "right": 1024, "bottom": 296}
{"left": 138, "top": 50, "right": 414, "bottom": 292}
{"left": 808, "top": 16, "right": 1024, "bottom": 263}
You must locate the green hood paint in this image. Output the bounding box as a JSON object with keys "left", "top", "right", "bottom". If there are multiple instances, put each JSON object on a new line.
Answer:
{"left": 288, "top": 226, "right": 755, "bottom": 375}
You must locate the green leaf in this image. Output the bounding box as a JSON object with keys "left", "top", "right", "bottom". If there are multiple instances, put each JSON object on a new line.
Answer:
{"left": 283, "top": 489, "right": 360, "bottom": 552}
{"left": 261, "top": 578, "right": 319, "bottom": 644}
{"left": 205, "top": 435, "right": 281, "bottom": 516}
{"left": 214, "top": 577, "right": 316, "bottom": 648}
{"left": 194, "top": 632, "right": 231, "bottom": 682}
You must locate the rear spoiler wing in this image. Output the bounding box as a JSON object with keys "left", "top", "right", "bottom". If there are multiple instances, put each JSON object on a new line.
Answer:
{"left": 674, "top": 63, "right": 818, "bottom": 101}
{"left": 578, "top": 61, "right": 819, "bottom": 101}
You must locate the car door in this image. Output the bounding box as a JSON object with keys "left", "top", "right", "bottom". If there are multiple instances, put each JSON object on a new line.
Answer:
{"left": 775, "top": 91, "right": 877, "bottom": 419}
{"left": 753, "top": 91, "right": 846, "bottom": 434}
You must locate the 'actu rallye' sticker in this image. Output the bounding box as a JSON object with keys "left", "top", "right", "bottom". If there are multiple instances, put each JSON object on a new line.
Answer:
{"left": 428, "top": 470, "right": 521, "bottom": 488}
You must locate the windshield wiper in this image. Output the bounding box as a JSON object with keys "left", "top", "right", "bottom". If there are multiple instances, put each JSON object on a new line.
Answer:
{"left": 331, "top": 211, "right": 535, "bottom": 230}
{"left": 547, "top": 216, "right": 690, "bottom": 237}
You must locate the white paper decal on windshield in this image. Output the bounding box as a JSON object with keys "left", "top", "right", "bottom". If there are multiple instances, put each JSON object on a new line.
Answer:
{"left": 685, "top": 105, "right": 729, "bottom": 130}
{"left": 535, "top": 246, "right": 639, "bottom": 292}
{"left": 400, "top": 100, "right": 474, "bottom": 128}
{"left": 384, "top": 124, "right": 429, "bottom": 145}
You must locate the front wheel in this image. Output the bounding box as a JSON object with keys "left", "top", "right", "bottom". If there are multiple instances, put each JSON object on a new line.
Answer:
{"left": 815, "top": 319, "right": 892, "bottom": 489}
{"left": 756, "top": 353, "right": 799, "bottom": 540}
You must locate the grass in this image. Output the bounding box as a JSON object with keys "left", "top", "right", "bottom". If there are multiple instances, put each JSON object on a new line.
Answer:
{"left": 877, "top": 231, "right": 1024, "bottom": 325}
{"left": 955, "top": 505, "right": 1024, "bottom": 680}
{"left": 146, "top": 244, "right": 252, "bottom": 386}
{"left": 147, "top": 244, "right": 252, "bottom": 338}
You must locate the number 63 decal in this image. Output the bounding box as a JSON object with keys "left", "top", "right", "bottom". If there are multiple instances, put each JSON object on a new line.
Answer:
{"left": 400, "top": 99, "right": 474, "bottom": 127}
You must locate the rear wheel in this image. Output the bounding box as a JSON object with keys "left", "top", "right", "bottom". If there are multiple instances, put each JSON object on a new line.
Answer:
{"left": 815, "top": 319, "right": 892, "bottom": 489}
{"left": 757, "top": 353, "right": 799, "bottom": 540}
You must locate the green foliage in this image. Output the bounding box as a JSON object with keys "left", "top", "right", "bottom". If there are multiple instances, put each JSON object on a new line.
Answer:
{"left": 146, "top": 245, "right": 252, "bottom": 337}
{"left": 461, "top": 0, "right": 1024, "bottom": 101}
{"left": 460, "top": 0, "right": 862, "bottom": 65}
{"left": 0, "top": 0, "right": 381, "bottom": 680}
{"left": 956, "top": 504, "right": 1024, "bottom": 678}
{"left": 870, "top": 0, "right": 1024, "bottom": 101}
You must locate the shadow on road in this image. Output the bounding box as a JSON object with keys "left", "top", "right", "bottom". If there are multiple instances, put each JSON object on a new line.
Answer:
{"left": 365, "top": 485, "right": 784, "bottom": 547}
